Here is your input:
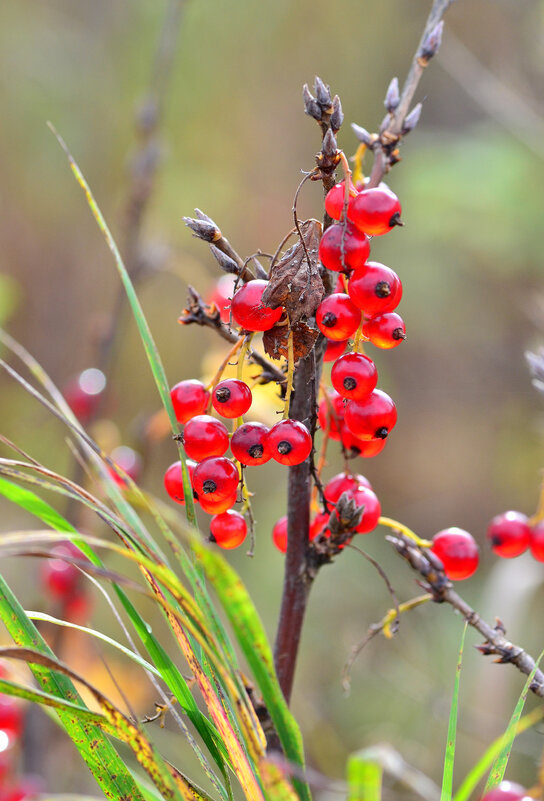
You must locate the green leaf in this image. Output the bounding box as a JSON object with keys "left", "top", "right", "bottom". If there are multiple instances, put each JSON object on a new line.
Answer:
{"left": 347, "top": 747, "right": 384, "bottom": 801}
{"left": 0, "top": 475, "right": 75, "bottom": 532}
{"left": 441, "top": 623, "right": 467, "bottom": 801}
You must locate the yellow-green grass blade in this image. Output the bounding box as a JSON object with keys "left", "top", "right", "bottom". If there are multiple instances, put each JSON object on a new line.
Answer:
{"left": 347, "top": 747, "right": 384, "bottom": 801}
{"left": 441, "top": 623, "right": 467, "bottom": 801}
{"left": 192, "top": 542, "right": 311, "bottom": 801}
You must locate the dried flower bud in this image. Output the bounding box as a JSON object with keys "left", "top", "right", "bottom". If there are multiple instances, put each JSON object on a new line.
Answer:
{"left": 402, "top": 103, "right": 422, "bottom": 134}
{"left": 335, "top": 492, "right": 364, "bottom": 531}
{"left": 209, "top": 245, "right": 240, "bottom": 275}
{"left": 322, "top": 128, "right": 337, "bottom": 158}
{"left": 303, "top": 83, "right": 322, "bottom": 120}
{"left": 183, "top": 216, "right": 221, "bottom": 242}
{"left": 330, "top": 94, "right": 344, "bottom": 133}
{"left": 314, "top": 76, "right": 332, "bottom": 109}
{"left": 351, "top": 123, "right": 373, "bottom": 146}
{"left": 384, "top": 77, "right": 400, "bottom": 113}
{"left": 419, "top": 20, "right": 444, "bottom": 62}
{"left": 194, "top": 208, "right": 216, "bottom": 226}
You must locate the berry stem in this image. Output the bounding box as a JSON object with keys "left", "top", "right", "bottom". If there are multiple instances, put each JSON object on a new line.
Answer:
{"left": 237, "top": 334, "right": 253, "bottom": 381}
{"left": 379, "top": 516, "right": 432, "bottom": 548}
{"left": 352, "top": 142, "right": 366, "bottom": 188}
{"left": 282, "top": 328, "right": 295, "bottom": 420}
{"left": 206, "top": 336, "right": 246, "bottom": 409}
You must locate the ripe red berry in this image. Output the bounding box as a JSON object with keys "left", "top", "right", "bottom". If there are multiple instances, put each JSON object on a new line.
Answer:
{"left": 529, "top": 521, "right": 544, "bottom": 562}
{"left": 331, "top": 352, "right": 378, "bottom": 401}
{"left": 231, "top": 280, "right": 283, "bottom": 331}
{"left": 480, "top": 783, "right": 531, "bottom": 801}
{"left": 341, "top": 429, "right": 386, "bottom": 458}
{"left": 267, "top": 419, "right": 312, "bottom": 466}
{"left": 310, "top": 512, "right": 332, "bottom": 540}
{"left": 192, "top": 457, "right": 239, "bottom": 502}
{"left": 199, "top": 492, "right": 237, "bottom": 515}
{"left": 348, "top": 187, "right": 402, "bottom": 236}
{"left": 109, "top": 446, "right": 142, "bottom": 486}
{"left": 272, "top": 516, "right": 288, "bottom": 553}
{"left": 170, "top": 379, "right": 210, "bottom": 424}
{"left": 363, "top": 312, "right": 406, "bottom": 349}
{"left": 431, "top": 527, "right": 479, "bottom": 580}
{"left": 318, "top": 222, "right": 370, "bottom": 272}
{"left": 210, "top": 510, "right": 247, "bottom": 549}
{"left": 345, "top": 389, "right": 397, "bottom": 440}
{"left": 41, "top": 543, "right": 82, "bottom": 600}
{"left": 324, "top": 472, "right": 372, "bottom": 506}
{"left": 348, "top": 262, "right": 402, "bottom": 316}
{"left": 212, "top": 379, "right": 252, "bottom": 418}
{"left": 316, "top": 294, "right": 362, "bottom": 341}
{"left": 487, "top": 511, "right": 531, "bottom": 558}
{"left": 317, "top": 390, "right": 345, "bottom": 441}
{"left": 324, "top": 339, "right": 348, "bottom": 362}
{"left": 346, "top": 486, "right": 381, "bottom": 534}
{"left": 324, "top": 179, "right": 357, "bottom": 220}
{"left": 231, "top": 422, "right": 272, "bottom": 466}
{"left": 207, "top": 274, "right": 236, "bottom": 323}
{"left": 0, "top": 696, "right": 23, "bottom": 739}
{"left": 163, "top": 460, "right": 198, "bottom": 504}
{"left": 64, "top": 368, "right": 106, "bottom": 422}
{"left": 183, "top": 415, "right": 229, "bottom": 461}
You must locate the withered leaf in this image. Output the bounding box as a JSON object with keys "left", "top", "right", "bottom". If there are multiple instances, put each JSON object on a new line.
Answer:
{"left": 263, "top": 321, "right": 319, "bottom": 362}
{"left": 262, "top": 219, "right": 325, "bottom": 325}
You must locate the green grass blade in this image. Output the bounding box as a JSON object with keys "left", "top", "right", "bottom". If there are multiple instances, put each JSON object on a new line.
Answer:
{"left": 347, "top": 747, "right": 384, "bottom": 801}
{"left": 0, "top": 475, "right": 73, "bottom": 531}
{"left": 484, "top": 648, "right": 544, "bottom": 792}
{"left": 192, "top": 541, "right": 311, "bottom": 801}
{"left": 441, "top": 622, "right": 467, "bottom": 801}
{"left": 48, "top": 123, "right": 196, "bottom": 526}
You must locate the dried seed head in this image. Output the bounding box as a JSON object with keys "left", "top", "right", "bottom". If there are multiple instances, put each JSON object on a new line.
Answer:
{"left": 303, "top": 84, "right": 322, "bottom": 120}
{"left": 419, "top": 20, "right": 444, "bottom": 62}
{"left": 351, "top": 123, "right": 373, "bottom": 146}
{"left": 330, "top": 95, "right": 344, "bottom": 133}
{"left": 183, "top": 216, "right": 221, "bottom": 242}
{"left": 209, "top": 245, "right": 239, "bottom": 275}
{"left": 384, "top": 77, "right": 400, "bottom": 113}
{"left": 402, "top": 103, "right": 422, "bottom": 135}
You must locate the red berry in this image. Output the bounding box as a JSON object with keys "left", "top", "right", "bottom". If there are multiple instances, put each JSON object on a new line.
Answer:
{"left": 317, "top": 390, "right": 345, "bottom": 441}
{"left": 331, "top": 352, "right": 378, "bottom": 401}
{"left": 316, "top": 294, "right": 362, "bottom": 341}
{"left": 345, "top": 389, "right": 397, "bottom": 440}
{"left": 363, "top": 312, "right": 406, "bottom": 349}
{"left": 210, "top": 510, "right": 247, "bottom": 549}
{"left": 480, "top": 783, "right": 531, "bottom": 801}
{"left": 183, "top": 415, "right": 229, "bottom": 461}
{"left": 487, "top": 511, "right": 531, "bottom": 558}
{"left": 348, "top": 262, "right": 402, "bottom": 316}
{"left": 349, "top": 486, "right": 382, "bottom": 534}
{"left": 431, "top": 527, "right": 479, "bottom": 580}
{"left": 41, "top": 543, "right": 82, "bottom": 600}
{"left": 231, "top": 280, "right": 283, "bottom": 331}
{"left": 199, "top": 492, "right": 238, "bottom": 515}
{"left": 170, "top": 379, "right": 210, "bottom": 424}
{"left": 207, "top": 274, "right": 236, "bottom": 323}
{"left": 324, "top": 179, "right": 357, "bottom": 220}
{"left": 341, "top": 429, "right": 386, "bottom": 458}
{"left": 530, "top": 521, "right": 544, "bottom": 562}
{"left": 324, "top": 472, "right": 372, "bottom": 506}
{"left": 348, "top": 187, "right": 402, "bottom": 236}
{"left": 163, "top": 460, "right": 198, "bottom": 504}
{"left": 64, "top": 368, "right": 106, "bottom": 422}
{"left": 192, "top": 457, "right": 239, "bottom": 502}
{"left": 231, "top": 422, "right": 272, "bottom": 466}
{"left": 272, "top": 516, "right": 288, "bottom": 553}
{"left": 212, "top": 379, "right": 252, "bottom": 419}
{"left": 267, "top": 419, "right": 313, "bottom": 466}
{"left": 310, "top": 512, "right": 332, "bottom": 540}
{"left": 109, "top": 446, "right": 142, "bottom": 486}
{"left": 318, "top": 222, "right": 370, "bottom": 272}
{"left": 324, "top": 339, "right": 349, "bottom": 363}
{"left": 0, "top": 696, "right": 23, "bottom": 739}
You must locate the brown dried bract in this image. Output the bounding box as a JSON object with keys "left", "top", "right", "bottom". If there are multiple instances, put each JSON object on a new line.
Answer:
{"left": 263, "top": 321, "right": 319, "bottom": 362}
{"left": 262, "top": 219, "right": 325, "bottom": 325}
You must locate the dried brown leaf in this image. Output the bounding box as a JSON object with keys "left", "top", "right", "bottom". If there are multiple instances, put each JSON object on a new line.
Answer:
{"left": 263, "top": 321, "right": 319, "bottom": 362}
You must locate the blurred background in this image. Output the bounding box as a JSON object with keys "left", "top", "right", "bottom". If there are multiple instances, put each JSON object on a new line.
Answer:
{"left": 1, "top": 0, "right": 544, "bottom": 797}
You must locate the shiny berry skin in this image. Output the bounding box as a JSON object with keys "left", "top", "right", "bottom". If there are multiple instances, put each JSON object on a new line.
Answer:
{"left": 207, "top": 274, "right": 236, "bottom": 323}
{"left": 230, "top": 280, "right": 283, "bottom": 331}
{"left": 64, "top": 368, "right": 106, "bottom": 422}
{"left": 199, "top": 492, "right": 237, "bottom": 515}
{"left": 348, "top": 262, "right": 402, "bottom": 316}
{"left": 325, "top": 179, "right": 357, "bottom": 220}
{"left": 324, "top": 339, "right": 348, "bottom": 362}
{"left": 170, "top": 379, "right": 210, "bottom": 424}
{"left": 341, "top": 429, "right": 386, "bottom": 458}
{"left": 487, "top": 511, "right": 531, "bottom": 558}
{"left": 163, "top": 460, "right": 198, "bottom": 504}
{"left": 431, "top": 527, "right": 479, "bottom": 580}
{"left": 480, "top": 782, "right": 531, "bottom": 801}
{"left": 348, "top": 187, "right": 402, "bottom": 236}
{"left": 363, "top": 312, "right": 406, "bottom": 349}
{"left": 210, "top": 510, "right": 247, "bottom": 549}
{"left": 529, "top": 521, "right": 544, "bottom": 562}
{"left": 183, "top": 415, "right": 229, "bottom": 461}
{"left": 272, "top": 516, "right": 288, "bottom": 552}
{"left": 316, "top": 294, "right": 362, "bottom": 341}
{"left": 212, "top": 379, "right": 252, "bottom": 419}
{"left": 318, "top": 222, "right": 370, "bottom": 272}
{"left": 231, "top": 422, "right": 272, "bottom": 466}
{"left": 317, "top": 390, "right": 345, "bottom": 441}
{"left": 267, "top": 419, "right": 312, "bottom": 466}
{"left": 349, "top": 486, "right": 382, "bottom": 534}
{"left": 192, "top": 457, "right": 239, "bottom": 502}
{"left": 41, "top": 543, "right": 82, "bottom": 600}
{"left": 331, "top": 352, "right": 378, "bottom": 401}
{"left": 310, "top": 512, "right": 332, "bottom": 540}
{"left": 345, "top": 389, "right": 397, "bottom": 440}
{"left": 324, "top": 472, "right": 372, "bottom": 505}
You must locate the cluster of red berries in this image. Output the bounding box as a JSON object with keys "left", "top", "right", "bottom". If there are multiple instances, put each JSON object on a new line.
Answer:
{"left": 486, "top": 510, "right": 544, "bottom": 561}
{"left": 0, "top": 661, "right": 43, "bottom": 800}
